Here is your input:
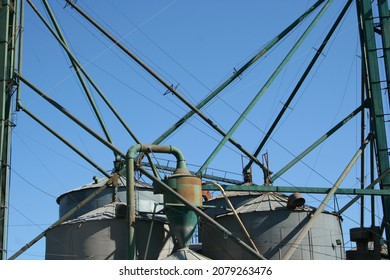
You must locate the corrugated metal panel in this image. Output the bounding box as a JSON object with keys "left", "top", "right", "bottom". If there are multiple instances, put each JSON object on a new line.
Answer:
{"left": 46, "top": 216, "right": 174, "bottom": 260}
{"left": 201, "top": 192, "right": 345, "bottom": 260}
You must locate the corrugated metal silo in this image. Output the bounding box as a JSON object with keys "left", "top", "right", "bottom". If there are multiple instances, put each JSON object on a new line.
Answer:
{"left": 201, "top": 192, "right": 345, "bottom": 260}
{"left": 45, "top": 177, "right": 174, "bottom": 260}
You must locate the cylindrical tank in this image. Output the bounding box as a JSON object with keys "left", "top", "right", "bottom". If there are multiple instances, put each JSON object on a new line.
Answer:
{"left": 157, "top": 173, "right": 202, "bottom": 248}
{"left": 201, "top": 192, "right": 345, "bottom": 260}
{"left": 45, "top": 177, "right": 174, "bottom": 260}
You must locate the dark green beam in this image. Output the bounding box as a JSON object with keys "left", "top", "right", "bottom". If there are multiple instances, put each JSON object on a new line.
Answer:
{"left": 197, "top": 1, "right": 332, "bottom": 177}
{"left": 41, "top": 0, "right": 114, "bottom": 152}
{"left": 358, "top": 0, "right": 390, "bottom": 246}
{"left": 202, "top": 183, "right": 390, "bottom": 196}
{"left": 377, "top": 0, "right": 390, "bottom": 106}
{"left": 64, "top": 0, "right": 270, "bottom": 176}
{"left": 243, "top": 0, "right": 353, "bottom": 175}
{"left": 26, "top": 0, "right": 142, "bottom": 149}
{"left": 16, "top": 74, "right": 125, "bottom": 157}
{"left": 338, "top": 168, "right": 390, "bottom": 214}
{"left": 153, "top": 0, "right": 327, "bottom": 146}
{"left": 271, "top": 104, "right": 364, "bottom": 181}
{"left": 0, "top": 0, "right": 19, "bottom": 260}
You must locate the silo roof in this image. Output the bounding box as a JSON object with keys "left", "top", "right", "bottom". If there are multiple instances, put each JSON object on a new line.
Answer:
{"left": 228, "top": 192, "right": 314, "bottom": 214}
{"left": 61, "top": 202, "right": 166, "bottom": 224}
{"left": 72, "top": 176, "right": 152, "bottom": 191}
{"left": 210, "top": 191, "right": 263, "bottom": 200}
{"left": 56, "top": 176, "right": 152, "bottom": 203}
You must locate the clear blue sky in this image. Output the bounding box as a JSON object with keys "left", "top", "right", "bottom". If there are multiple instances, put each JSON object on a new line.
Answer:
{"left": 6, "top": 0, "right": 382, "bottom": 259}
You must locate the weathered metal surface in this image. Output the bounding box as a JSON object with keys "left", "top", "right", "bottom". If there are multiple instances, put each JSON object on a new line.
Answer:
{"left": 161, "top": 174, "right": 202, "bottom": 248}
{"left": 45, "top": 210, "right": 173, "bottom": 260}
{"left": 201, "top": 192, "right": 345, "bottom": 260}
{"left": 0, "top": 0, "right": 20, "bottom": 260}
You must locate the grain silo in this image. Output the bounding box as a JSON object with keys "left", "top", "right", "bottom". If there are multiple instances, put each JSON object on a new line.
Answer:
{"left": 45, "top": 176, "right": 174, "bottom": 260}
{"left": 201, "top": 192, "right": 345, "bottom": 260}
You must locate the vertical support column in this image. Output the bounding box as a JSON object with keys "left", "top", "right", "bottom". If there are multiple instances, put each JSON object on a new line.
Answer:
{"left": 377, "top": 0, "right": 390, "bottom": 105}
{"left": 357, "top": 0, "right": 390, "bottom": 246}
{"left": 0, "top": 0, "right": 19, "bottom": 260}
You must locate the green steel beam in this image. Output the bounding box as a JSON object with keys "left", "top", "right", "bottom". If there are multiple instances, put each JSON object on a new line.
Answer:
{"left": 152, "top": 0, "right": 327, "bottom": 146}
{"left": 0, "top": 0, "right": 11, "bottom": 261}
{"left": 197, "top": 0, "right": 333, "bottom": 178}
{"left": 338, "top": 167, "right": 390, "bottom": 214}
{"left": 64, "top": 0, "right": 270, "bottom": 176}
{"left": 15, "top": 0, "right": 23, "bottom": 106}
{"left": 41, "top": 0, "right": 114, "bottom": 153}
{"left": 201, "top": 184, "right": 390, "bottom": 196}
{"left": 16, "top": 74, "right": 125, "bottom": 158}
{"left": 0, "top": 0, "right": 19, "bottom": 260}
{"left": 377, "top": 0, "right": 390, "bottom": 106}
{"left": 17, "top": 103, "right": 112, "bottom": 178}
{"left": 271, "top": 104, "right": 364, "bottom": 181}
{"left": 25, "top": 0, "right": 142, "bottom": 150}
{"left": 243, "top": 0, "right": 353, "bottom": 176}
{"left": 358, "top": 0, "right": 390, "bottom": 244}
{"left": 282, "top": 134, "right": 371, "bottom": 260}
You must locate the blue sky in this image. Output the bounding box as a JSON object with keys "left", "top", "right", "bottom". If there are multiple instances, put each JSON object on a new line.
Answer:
{"left": 6, "top": 0, "right": 384, "bottom": 259}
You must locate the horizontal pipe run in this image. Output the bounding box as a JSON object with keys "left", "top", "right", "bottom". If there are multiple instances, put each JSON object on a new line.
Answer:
{"left": 201, "top": 184, "right": 390, "bottom": 196}
{"left": 338, "top": 167, "right": 390, "bottom": 214}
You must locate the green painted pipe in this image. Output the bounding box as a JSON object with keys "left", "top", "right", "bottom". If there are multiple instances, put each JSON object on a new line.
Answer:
{"left": 127, "top": 144, "right": 187, "bottom": 171}
{"left": 126, "top": 144, "right": 192, "bottom": 259}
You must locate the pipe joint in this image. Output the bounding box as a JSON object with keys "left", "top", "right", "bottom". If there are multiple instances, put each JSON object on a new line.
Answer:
{"left": 126, "top": 144, "right": 188, "bottom": 171}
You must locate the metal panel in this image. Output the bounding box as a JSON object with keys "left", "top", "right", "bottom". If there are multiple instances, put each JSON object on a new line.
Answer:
{"left": 45, "top": 218, "right": 173, "bottom": 260}
{"left": 201, "top": 193, "right": 345, "bottom": 260}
